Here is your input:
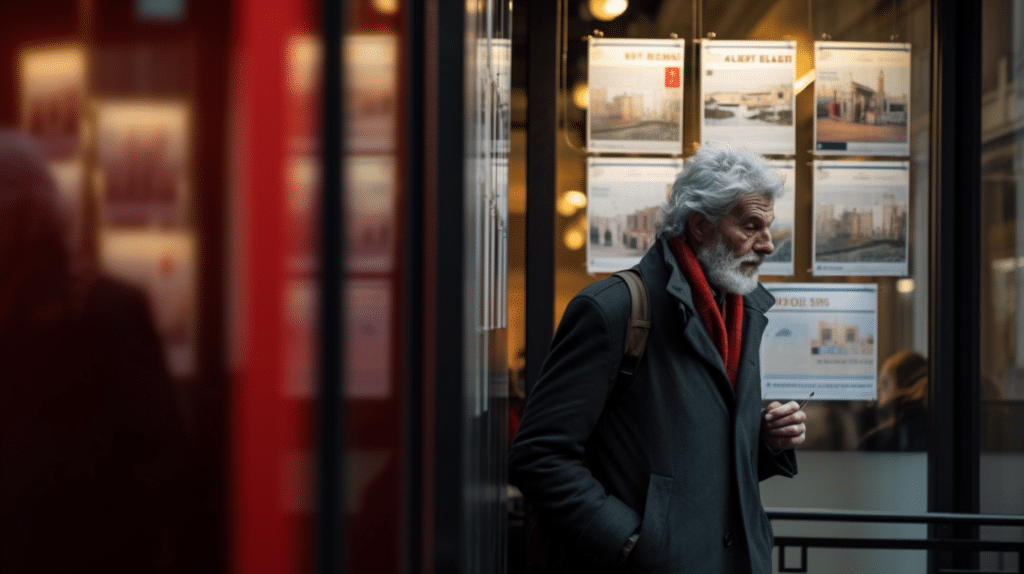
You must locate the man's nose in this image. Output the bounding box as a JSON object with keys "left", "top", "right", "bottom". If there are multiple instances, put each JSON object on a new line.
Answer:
{"left": 755, "top": 229, "right": 774, "bottom": 255}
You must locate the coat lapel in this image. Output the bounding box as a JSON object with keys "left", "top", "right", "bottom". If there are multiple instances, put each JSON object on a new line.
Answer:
{"left": 735, "top": 284, "right": 775, "bottom": 407}
{"left": 659, "top": 239, "right": 736, "bottom": 405}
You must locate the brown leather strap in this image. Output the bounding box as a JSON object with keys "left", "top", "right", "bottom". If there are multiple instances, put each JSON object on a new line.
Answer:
{"left": 612, "top": 270, "right": 650, "bottom": 375}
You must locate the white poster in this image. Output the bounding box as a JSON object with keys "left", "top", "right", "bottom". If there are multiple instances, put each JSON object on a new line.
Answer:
{"left": 587, "top": 38, "right": 684, "bottom": 155}
{"left": 812, "top": 160, "right": 910, "bottom": 276}
{"left": 700, "top": 40, "right": 796, "bottom": 155}
{"left": 99, "top": 229, "right": 197, "bottom": 378}
{"left": 345, "top": 34, "right": 399, "bottom": 153}
{"left": 814, "top": 42, "right": 911, "bottom": 157}
{"left": 19, "top": 44, "right": 87, "bottom": 160}
{"left": 760, "top": 283, "right": 878, "bottom": 401}
{"left": 761, "top": 159, "right": 796, "bottom": 277}
{"left": 345, "top": 279, "right": 392, "bottom": 399}
{"left": 346, "top": 155, "right": 396, "bottom": 273}
{"left": 587, "top": 157, "right": 682, "bottom": 274}
{"left": 95, "top": 101, "right": 191, "bottom": 228}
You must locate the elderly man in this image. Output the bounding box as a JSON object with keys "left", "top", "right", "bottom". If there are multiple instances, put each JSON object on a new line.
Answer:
{"left": 509, "top": 146, "right": 807, "bottom": 574}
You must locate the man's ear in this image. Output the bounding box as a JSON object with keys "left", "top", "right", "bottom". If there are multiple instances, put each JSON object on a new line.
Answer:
{"left": 688, "top": 212, "right": 711, "bottom": 244}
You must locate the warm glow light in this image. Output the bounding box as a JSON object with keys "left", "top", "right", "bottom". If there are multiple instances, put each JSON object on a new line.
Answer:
{"left": 590, "top": 0, "right": 627, "bottom": 21}
{"left": 992, "top": 256, "right": 1024, "bottom": 272}
{"left": 896, "top": 279, "right": 915, "bottom": 294}
{"left": 564, "top": 228, "right": 586, "bottom": 250}
{"left": 557, "top": 190, "right": 588, "bottom": 216}
{"left": 794, "top": 70, "right": 815, "bottom": 94}
{"left": 372, "top": 0, "right": 399, "bottom": 15}
{"left": 572, "top": 83, "right": 589, "bottom": 109}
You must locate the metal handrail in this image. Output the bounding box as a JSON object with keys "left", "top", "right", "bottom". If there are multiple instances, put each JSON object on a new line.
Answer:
{"left": 767, "top": 508, "right": 1024, "bottom": 526}
{"left": 764, "top": 508, "right": 1024, "bottom": 574}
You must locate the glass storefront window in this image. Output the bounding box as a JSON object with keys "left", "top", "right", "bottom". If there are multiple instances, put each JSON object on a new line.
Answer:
{"left": 980, "top": 0, "right": 1024, "bottom": 569}
{"left": 526, "top": 1, "right": 936, "bottom": 572}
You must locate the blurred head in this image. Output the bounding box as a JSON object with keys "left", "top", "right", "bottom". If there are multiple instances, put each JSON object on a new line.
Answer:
{"left": 659, "top": 146, "right": 785, "bottom": 294}
{"left": 0, "top": 130, "right": 77, "bottom": 324}
{"left": 878, "top": 350, "right": 928, "bottom": 405}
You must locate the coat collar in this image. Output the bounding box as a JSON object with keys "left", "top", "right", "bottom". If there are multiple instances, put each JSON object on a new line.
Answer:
{"left": 638, "top": 236, "right": 776, "bottom": 407}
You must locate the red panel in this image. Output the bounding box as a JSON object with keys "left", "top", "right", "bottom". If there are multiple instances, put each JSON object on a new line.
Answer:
{"left": 232, "top": 0, "right": 308, "bottom": 572}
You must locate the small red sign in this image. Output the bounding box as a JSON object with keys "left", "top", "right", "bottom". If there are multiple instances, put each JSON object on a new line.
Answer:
{"left": 665, "top": 67, "right": 680, "bottom": 88}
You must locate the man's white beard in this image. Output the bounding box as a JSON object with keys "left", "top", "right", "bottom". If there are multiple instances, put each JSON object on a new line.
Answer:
{"left": 696, "top": 233, "right": 763, "bottom": 295}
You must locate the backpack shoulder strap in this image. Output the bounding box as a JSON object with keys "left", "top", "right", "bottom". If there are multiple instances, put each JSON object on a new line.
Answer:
{"left": 611, "top": 269, "right": 651, "bottom": 381}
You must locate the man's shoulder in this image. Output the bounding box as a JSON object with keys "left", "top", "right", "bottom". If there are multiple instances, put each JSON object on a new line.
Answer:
{"left": 577, "top": 274, "right": 632, "bottom": 310}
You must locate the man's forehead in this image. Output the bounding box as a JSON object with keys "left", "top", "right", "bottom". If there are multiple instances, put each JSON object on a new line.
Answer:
{"left": 729, "top": 194, "right": 774, "bottom": 216}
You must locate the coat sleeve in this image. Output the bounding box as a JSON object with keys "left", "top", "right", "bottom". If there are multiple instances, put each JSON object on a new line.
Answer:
{"left": 508, "top": 290, "right": 641, "bottom": 569}
{"left": 757, "top": 412, "right": 798, "bottom": 481}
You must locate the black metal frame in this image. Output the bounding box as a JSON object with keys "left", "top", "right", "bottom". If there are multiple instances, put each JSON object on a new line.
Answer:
{"left": 930, "top": 0, "right": 984, "bottom": 567}
{"left": 402, "top": 0, "right": 427, "bottom": 572}
{"left": 768, "top": 509, "right": 1024, "bottom": 574}
{"left": 319, "top": 1, "right": 344, "bottom": 572}
{"left": 524, "top": 0, "right": 559, "bottom": 396}
{"left": 432, "top": 0, "right": 469, "bottom": 569}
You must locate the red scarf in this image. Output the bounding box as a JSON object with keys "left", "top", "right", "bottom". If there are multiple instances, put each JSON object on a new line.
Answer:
{"left": 668, "top": 237, "right": 744, "bottom": 387}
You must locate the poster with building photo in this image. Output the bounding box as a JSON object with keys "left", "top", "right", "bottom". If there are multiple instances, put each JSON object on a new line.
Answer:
{"left": 814, "top": 42, "right": 911, "bottom": 156}
{"left": 345, "top": 34, "right": 398, "bottom": 153}
{"left": 346, "top": 155, "right": 396, "bottom": 273}
{"left": 760, "top": 283, "right": 878, "bottom": 401}
{"left": 345, "top": 279, "right": 392, "bottom": 399}
{"left": 587, "top": 38, "right": 684, "bottom": 155}
{"left": 99, "top": 229, "right": 197, "bottom": 378}
{"left": 95, "top": 101, "right": 191, "bottom": 228}
{"left": 19, "top": 44, "right": 87, "bottom": 160}
{"left": 701, "top": 40, "right": 796, "bottom": 155}
{"left": 587, "top": 157, "right": 682, "bottom": 274}
{"left": 760, "top": 159, "right": 796, "bottom": 276}
{"left": 812, "top": 160, "right": 909, "bottom": 276}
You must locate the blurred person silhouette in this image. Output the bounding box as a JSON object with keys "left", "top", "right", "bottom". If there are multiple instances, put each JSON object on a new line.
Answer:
{"left": 0, "top": 130, "right": 186, "bottom": 573}
{"left": 859, "top": 350, "right": 928, "bottom": 451}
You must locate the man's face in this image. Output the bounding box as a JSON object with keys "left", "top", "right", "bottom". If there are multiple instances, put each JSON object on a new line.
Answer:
{"left": 696, "top": 195, "right": 775, "bottom": 294}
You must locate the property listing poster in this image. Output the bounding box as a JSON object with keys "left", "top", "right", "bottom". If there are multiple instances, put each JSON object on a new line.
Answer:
{"left": 345, "top": 34, "right": 398, "bottom": 153}
{"left": 19, "top": 44, "right": 87, "bottom": 160}
{"left": 812, "top": 160, "right": 910, "bottom": 276}
{"left": 587, "top": 157, "right": 682, "bottom": 274}
{"left": 587, "top": 38, "right": 685, "bottom": 155}
{"left": 99, "top": 229, "right": 197, "bottom": 378}
{"left": 95, "top": 101, "right": 191, "bottom": 228}
{"left": 700, "top": 40, "right": 796, "bottom": 155}
{"left": 345, "top": 279, "right": 392, "bottom": 399}
{"left": 346, "top": 155, "right": 396, "bottom": 274}
{"left": 760, "top": 159, "right": 796, "bottom": 276}
{"left": 814, "top": 42, "right": 911, "bottom": 156}
{"left": 760, "top": 283, "right": 878, "bottom": 401}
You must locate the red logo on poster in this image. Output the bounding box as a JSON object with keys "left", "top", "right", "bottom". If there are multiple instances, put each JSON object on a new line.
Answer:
{"left": 665, "top": 67, "right": 680, "bottom": 87}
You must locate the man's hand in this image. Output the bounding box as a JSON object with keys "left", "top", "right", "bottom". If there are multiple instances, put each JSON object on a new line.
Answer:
{"left": 764, "top": 401, "right": 807, "bottom": 451}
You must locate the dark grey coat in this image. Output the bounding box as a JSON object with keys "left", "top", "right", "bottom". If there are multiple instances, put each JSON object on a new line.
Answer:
{"left": 509, "top": 238, "right": 797, "bottom": 574}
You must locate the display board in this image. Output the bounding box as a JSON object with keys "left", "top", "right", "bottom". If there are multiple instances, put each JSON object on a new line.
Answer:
{"left": 586, "top": 157, "right": 683, "bottom": 273}
{"left": 812, "top": 160, "right": 910, "bottom": 276}
{"left": 700, "top": 39, "right": 796, "bottom": 155}
{"left": 760, "top": 283, "right": 878, "bottom": 401}
{"left": 94, "top": 101, "right": 191, "bottom": 227}
{"left": 814, "top": 42, "right": 912, "bottom": 157}
{"left": 586, "top": 38, "right": 685, "bottom": 155}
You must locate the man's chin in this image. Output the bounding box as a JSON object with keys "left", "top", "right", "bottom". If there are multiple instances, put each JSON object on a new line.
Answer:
{"left": 708, "top": 267, "right": 760, "bottom": 295}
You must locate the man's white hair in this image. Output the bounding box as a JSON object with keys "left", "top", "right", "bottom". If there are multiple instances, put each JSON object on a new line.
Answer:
{"left": 658, "top": 146, "right": 785, "bottom": 240}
